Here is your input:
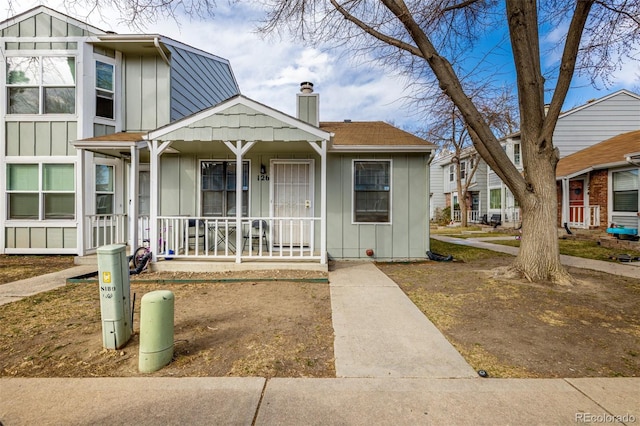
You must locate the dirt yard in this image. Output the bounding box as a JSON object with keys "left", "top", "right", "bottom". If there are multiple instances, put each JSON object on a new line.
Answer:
{"left": 1, "top": 254, "right": 639, "bottom": 379}
{"left": 379, "top": 258, "right": 640, "bottom": 378}
{"left": 0, "top": 260, "right": 334, "bottom": 378}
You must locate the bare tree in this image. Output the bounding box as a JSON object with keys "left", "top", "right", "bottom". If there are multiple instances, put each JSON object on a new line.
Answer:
{"left": 50, "top": 0, "right": 640, "bottom": 283}
{"left": 257, "top": 0, "right": 640, "bottom": 284}
{"left": 425, "top": 87, "right": 518, "bottom": 227}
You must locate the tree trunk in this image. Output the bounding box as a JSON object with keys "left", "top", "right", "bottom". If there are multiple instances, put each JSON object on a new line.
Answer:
{"left": 510, "top": 146, "right": 573, "bottom": 284}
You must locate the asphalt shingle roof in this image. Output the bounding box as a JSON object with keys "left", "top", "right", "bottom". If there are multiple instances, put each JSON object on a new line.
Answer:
{"left": 556, "top": 130, "right": 640, "bottom": 178}
{"left": 321, "top": 121, "right": 433, "bottom": 147}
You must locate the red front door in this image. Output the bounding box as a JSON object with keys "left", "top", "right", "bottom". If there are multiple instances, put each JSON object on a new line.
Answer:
{"left": 569, "top": 180, "right": 584, "bottom": 223}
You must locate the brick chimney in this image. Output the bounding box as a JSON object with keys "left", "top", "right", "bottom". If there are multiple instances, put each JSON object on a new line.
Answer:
{"left": 296, "top": 82, "right": 319, "bottom": 126}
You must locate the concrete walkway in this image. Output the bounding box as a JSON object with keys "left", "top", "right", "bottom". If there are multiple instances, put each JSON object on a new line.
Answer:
{"left": 433, "top": 234, "right": 640, "bottom": 279}
{"left": 0, "top": 259, "right": 639, "bottom": 424}
{"left": 330, "top": 262, "right": 476, "bottom": 378}
{"left": 0, "top": 265, "right": 97, "bottom": 306}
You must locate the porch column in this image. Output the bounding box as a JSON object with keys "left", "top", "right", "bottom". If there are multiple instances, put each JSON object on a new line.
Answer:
{"left": 129, "top": 145, "right": 139, "bottom": 253}
{"left": 148, "top": 139, "right": 173, "bottom": 262}
{"left": 224, "top": 140, "right": 256, "bottom": 263}
{"left": 320, "top": 139, "right": 327, "bottom": 264}
{"left": 76, "top": 148, "right": 86, "bottom": 256}
{"left": 235, "top": 140, "right": 243, "bottom": 264}
{"left": 149, "top": 140, "right": 159, "bottom": 263}
{"left": 561, "top": 178, "right": 569, "bottom": 227}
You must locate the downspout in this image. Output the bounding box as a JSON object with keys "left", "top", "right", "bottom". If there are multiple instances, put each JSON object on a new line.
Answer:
{"left": 153, "top": 37, "right": 170, "bottom": 66}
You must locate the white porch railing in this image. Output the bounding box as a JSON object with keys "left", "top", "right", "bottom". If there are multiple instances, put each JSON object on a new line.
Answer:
{"left": 467, "top": 210, "right": 480, "bottom": 223}
{"left": 152, "top": 216, "right": 321, "bottom": 261}
{"left": 452, "top": 210, "right": 461, "bottom": 221}
{"left": 569, "top": 206, "right": 600, "bottom": 229}
{"left": 87, "top": 214, "right": 127, "bottom": 250}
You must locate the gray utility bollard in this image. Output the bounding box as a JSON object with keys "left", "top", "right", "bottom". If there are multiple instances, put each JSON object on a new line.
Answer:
{"left": 96, "top": 244, "right": 132, "bottom": 350}
{"left": 139, "top": 290, "right": 175, "bottom": 373}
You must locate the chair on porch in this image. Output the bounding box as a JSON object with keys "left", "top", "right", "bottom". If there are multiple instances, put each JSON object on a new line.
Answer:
{"left": 243, "top": 220, "right": 268, "bottom": 252}
{"left": 187, "top": 219, "right": 206, "bottom": 250}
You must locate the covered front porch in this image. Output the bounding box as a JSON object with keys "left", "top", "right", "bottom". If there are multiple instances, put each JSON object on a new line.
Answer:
{"left": 74, "top": 95, "right": 331, "bottom": 266}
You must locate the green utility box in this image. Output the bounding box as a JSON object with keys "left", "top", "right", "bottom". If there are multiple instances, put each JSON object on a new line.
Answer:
{"left": 139, "top": 290, "right": 174, "bottom": 373}
{"left": 97, "top": 244, "right": 132, "bottom": 349}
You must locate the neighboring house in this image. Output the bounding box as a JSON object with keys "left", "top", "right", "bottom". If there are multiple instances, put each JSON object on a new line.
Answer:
{"left": 1, "top": 6, "right": 239, "bottom": 255}
{"left": 2, "top": 7, "right": 435, "bottom": 264}
{"left": 430, "top": 89, "right": 640, "bottom": 226}
{"left": 556, "top": 130, "right": 640, "bottom": 232}
{"left": 429, "top": 146, "right": 487, "bottom": 223}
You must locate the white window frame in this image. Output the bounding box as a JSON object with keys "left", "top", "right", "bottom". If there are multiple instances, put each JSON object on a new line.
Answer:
{"left": 5, "top": 158, "right": 76, "bottom": 222}
{"left": 5, "top": 54, "right": 77, "bottom": 116}
{"left": 95, "top": 58, "right": 115, "bottom": 121}
{"left": 609, "top": 167, "right": 639, "bottom": 215}
{"left": 352, "top": 159, "right": 392, "bottom": 224}
{"left": 198, "top": 159, "right": 251, "bottom": 217}
{"left": 514, "top": 143, "right": 521, "bottom": 166}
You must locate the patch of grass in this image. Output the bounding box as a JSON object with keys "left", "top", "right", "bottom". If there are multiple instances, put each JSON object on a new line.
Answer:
{"left": 491, "top": 238, "right": 640, "bottom": 262}
{"left": 429, "top": 239, "right": 512, "bottom": 263}
{"left": 430, "top": 226, "right": 483, "bottom": 235}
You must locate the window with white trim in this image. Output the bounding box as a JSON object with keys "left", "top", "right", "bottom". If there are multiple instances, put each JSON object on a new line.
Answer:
{"left": 96, "top": 165, "right": 114, "bottom": 215}
{"left": 612, "top": 169, "right": 638, "bottom": 212}
{"left": 6, "top": 56, "right": 76, "bottom": 114}
{"left": 6, "top": 163, "right": 75, "bottom": 219}
{"left": 96, "top": 61, "right": 114, "bottom": 119}
{"left": 449, "top": 164, "right": 454, "bottom": 182}
{"left": 490, "top": 188, "right": 501, "bottom": 209}
{"left": 514, "top": 143, "right": 521, "bottom": 166}
{"left": 353, "top": 160, "right": 391, "bottom": 223}
{"left": 201, "top": 161, "right": 249, "bottom": 216}
{"left": 460, "top": 161, "right": 467, "bottom": 180}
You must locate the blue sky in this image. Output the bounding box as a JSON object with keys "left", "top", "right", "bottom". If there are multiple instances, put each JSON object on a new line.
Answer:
{"left": 5, "top": 1, "right": 639, "bottom": 132}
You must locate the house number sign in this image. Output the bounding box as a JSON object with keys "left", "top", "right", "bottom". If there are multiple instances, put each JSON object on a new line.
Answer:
{"left": 257, "top": 175, "right": 270, "bottom": 181}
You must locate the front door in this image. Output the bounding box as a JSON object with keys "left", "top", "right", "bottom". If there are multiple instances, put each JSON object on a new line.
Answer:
{"left": 271, "top": 160, "right": 314, "bottom": 246}
{"left": 569, "top": 179, "right": 585, "bottom": 223}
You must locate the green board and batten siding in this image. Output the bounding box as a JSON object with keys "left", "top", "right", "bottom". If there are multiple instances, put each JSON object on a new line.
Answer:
{"left": 3, "top": 11, "right": 88, "bottom": 252}
{"left": 5, "top": 121, "right": 77, "bottom": 156}
{"left": 123, "top": 55, "right": 172, "bottom": 131}
{"left": 2, "top": 12, "right": 89, "bottom": 43}
{"left": 326, "top": 154, "right": 428, "bottom": 260}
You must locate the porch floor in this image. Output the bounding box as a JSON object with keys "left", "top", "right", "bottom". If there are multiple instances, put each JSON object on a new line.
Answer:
{"left": 74, "top": 254, "right": 328, "bottom": 273}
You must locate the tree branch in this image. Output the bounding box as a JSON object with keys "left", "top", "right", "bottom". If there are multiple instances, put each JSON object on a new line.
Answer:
{"left": 329, "top": 0, "right": 422, "bottom": 57}
{"left": 543, "top": 0, "right": 595, "bottom": 140}
{"left": 442, "top": 0, "right": 482, "bottom": 13}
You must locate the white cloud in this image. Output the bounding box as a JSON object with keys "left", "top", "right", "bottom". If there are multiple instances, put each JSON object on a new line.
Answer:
{"left": 7, "top": 1, "right": 416, "bottom": 128}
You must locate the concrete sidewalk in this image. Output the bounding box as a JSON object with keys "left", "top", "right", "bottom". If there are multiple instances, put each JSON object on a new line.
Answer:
{"left": 0, "top": 265, "right": 97, "bottom": 306}
{"left": 432, "top": 234, "right": 640, "bottom": 279}
{"left": 1, "top": 377, "right": 637, "bottom": 425}
{"left": 0, "top": 259, "right": 639, "bottom": 424}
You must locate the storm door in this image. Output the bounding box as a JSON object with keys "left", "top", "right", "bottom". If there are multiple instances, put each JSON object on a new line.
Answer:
{"left": 271, "top": 160, "right": 314, "bottom": 246}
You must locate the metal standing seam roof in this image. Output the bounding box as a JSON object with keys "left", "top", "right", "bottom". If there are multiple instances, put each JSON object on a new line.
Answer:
{"left": 556, "top": 129, "right": 640, "bottom": 178}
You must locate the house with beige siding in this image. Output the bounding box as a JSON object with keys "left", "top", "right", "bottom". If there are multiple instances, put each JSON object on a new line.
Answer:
{"left": 2, "top": 7, "right": 435, "bottom": 265}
